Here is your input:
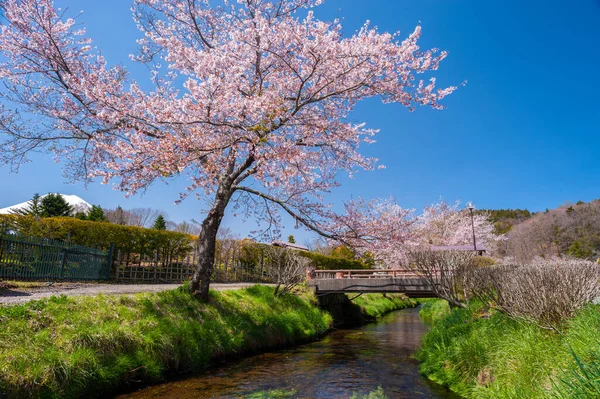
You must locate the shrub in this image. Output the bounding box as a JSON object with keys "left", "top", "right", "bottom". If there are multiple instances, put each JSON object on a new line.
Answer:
{"left": 470, "top": 255, "right": 496, "bottom": 268}
{"left": 298, "top": 250, "right": 369, "bottom": 270}
{"left": 467, "top": 259, "right": 600, "bottom": 329}
{"left": 408, "top": 250, "right": 475, "bottom": 308}
{"left": 264, "top": 247, "right": 310, "bottom": 296}
{"left": 0, "top": 214, "right": 194, "bottom": 262}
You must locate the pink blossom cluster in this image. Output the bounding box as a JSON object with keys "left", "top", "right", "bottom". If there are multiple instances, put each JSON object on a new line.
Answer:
{"left": 330, "top": 199, "right": 501, "bottom": 268}
{"left": 0, "top": 0, "right": 458, "bottom": 239}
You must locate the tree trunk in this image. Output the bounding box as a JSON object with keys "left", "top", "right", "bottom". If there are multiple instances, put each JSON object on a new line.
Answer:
{"left": 189, "top": 184, "right": 232, "bottom": 301}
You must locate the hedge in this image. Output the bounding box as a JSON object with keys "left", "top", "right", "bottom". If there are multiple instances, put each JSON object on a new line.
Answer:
{"left": 0, "top": 215, "right": 195, "bottom": 260}
{"left": 0, "top": 215, "right": 369, "bottom": 271}
{"left": 298, "top": 250, "right": 369, "bottom": 270}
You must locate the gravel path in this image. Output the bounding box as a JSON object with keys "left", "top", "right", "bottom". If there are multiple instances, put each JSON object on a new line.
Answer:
{"left": 0, "top": 282, "right": 271, "bottom": 305}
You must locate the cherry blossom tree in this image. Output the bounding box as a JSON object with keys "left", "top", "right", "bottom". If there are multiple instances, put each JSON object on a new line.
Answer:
{"left": 0, "top": 0, "right": 458, "bottom": 299}
{"left": 415, "top": 200, "right": 499, "bottom": 249}
{"left": 330, "top": 197, "right": 416, "bottom": 268}
{"left": 336, "top": 199, "right": 500, "bottom": 269}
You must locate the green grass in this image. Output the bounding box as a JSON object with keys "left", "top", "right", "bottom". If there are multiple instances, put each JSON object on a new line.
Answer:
{"left": 418, "top": 298, "right": 451, "bottom": 320}
{"left": 0, "top": 284, "right": 332, "bottom": 398}
{"left": 244, "top": 388, "right": 298, "bottom": 398}
{"left": 350, "top": 386, "right": 389, "bottom": 399}
{"left": 417, "top": 300, "right": 600, "bottom": 398}
{"left": 350, "top": 294, "right": 415, "bottom": 319}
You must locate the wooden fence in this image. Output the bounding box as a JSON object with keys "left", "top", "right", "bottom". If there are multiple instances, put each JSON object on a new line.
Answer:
{"left": 112, "top": 249, "right": 274, "bottom": 283}
{"left": 0, "top": 235, "right": 112, "bottom": 281}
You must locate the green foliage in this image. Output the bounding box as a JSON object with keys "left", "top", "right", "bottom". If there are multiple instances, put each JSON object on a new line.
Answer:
{"left": 299, "top": 250, "right": 368, "bottom": 270}
{"left": 351, "top": 387, "right": 389, "bottom": 399}
{"left": 74, "top": 211, "right": 88, "bottom": 220}
{"left": 0, "top": 285, "right": 332, "bottom": 398}
{"left": 153, "top": 214, "right": 167, "bottom": 230}
{"left": 0, "top": 214, "right": 194, "bottom": 260}
{"left": 330, "top": 244, "right": 356, "bottom": 260}
{"left": 470, "top": 255, "right": 497, "bottom": 268}
{"left": 112, "top": 206, "right": 127, "bottom": 225}
{"left": 479, "top": 208, "right": 532, "bottom": 235}
{"left": 418, "top": 299, "right": 451, "bottom": 320}
{"left": 287, "top": 234, "right": 296, "bottom": 244}
{"left": 417, "top": 302, "right": 600, "bottom": 398}
{"left": 351, "top": 294, "right": 414, "bottom": 319}
{"left": 86, "top": 205, "right": 107, "bottom": 222}
{"left": 40, "top": 193, "right": 73, "bottom": 217}
{"left": 245, "top": 388, "right": 298, "bottom": 398}
{"left": 553, "top": 350, "right": 600, "bottom": 398}
{"left": 11, "top": 193, "right": 42, "bottom": 217}
{"left": 566, "top": 240, "right": 595, "bottom": 259}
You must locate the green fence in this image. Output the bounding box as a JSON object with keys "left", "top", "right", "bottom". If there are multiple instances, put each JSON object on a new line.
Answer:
{"left": 0, "top": 235, "right": 113, "bottom": 281}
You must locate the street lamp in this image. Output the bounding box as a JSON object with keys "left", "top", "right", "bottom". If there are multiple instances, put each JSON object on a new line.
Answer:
{"left": 467, "top": 202, "right": 477, "bottom": 252}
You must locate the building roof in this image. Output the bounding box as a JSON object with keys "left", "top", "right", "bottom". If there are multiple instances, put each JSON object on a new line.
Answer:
{"left": 271, "top": 241, "right": 309, "bottom": 251}
{"left": 430, "top": 244, "right": 487, "bottom": 252}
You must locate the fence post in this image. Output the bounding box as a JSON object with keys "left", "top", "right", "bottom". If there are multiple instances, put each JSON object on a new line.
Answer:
{"left": 154, "top": 251, "right": 159, "bottom": 282}
{"left": 106, "top": 243, "right": 115, "bottom": 280}
{"left": 60, "top": 248, "right": 68, "bottom": 279}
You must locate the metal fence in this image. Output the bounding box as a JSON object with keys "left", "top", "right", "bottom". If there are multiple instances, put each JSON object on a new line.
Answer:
{"left": 0, "top": 235, "right": 113, "bottom": 281}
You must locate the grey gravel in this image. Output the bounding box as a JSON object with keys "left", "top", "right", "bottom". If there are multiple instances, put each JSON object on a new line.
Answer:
{"left": 0, "top": 282, "right": 272, "bottom": 305}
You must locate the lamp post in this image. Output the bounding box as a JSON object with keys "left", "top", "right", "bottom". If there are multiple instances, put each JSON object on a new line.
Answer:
{"left": 467, "top": 202, "right": 477, "bottom": 252}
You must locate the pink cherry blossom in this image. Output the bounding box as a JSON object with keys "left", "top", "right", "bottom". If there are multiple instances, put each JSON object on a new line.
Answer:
{"left": 0, "top": 0, "right": 458, "bottom": 299}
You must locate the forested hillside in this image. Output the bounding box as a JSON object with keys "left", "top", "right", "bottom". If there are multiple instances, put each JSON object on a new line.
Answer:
{"left": 487, "top": 201, "right": 600, "bottom": 262}
{"left": 478, "top": 208, "right": 532, "bottom": 235}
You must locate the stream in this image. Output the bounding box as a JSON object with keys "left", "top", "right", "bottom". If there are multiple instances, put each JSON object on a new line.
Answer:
{"left": 117, "top": 307, "right": 460, "bottom": 399}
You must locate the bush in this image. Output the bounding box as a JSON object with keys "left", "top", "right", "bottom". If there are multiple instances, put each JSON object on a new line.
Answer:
{"left": 298, "top": 250, "right": 369, "bottom": 270}
{"left": 467, "top": 259, "right": 600, "bottom": 329}
{"left": 470, "top": 255, "right": 496, "bottom": 268}
{"left": 408, "top": 250, "right": 475, "bottom": 308}
{"left": 0, "top": 214, "right": 194, "bottom": 261}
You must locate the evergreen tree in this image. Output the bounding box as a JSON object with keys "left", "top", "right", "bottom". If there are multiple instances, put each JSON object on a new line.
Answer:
{"left": 74, "top": 211, "right": 88, "bottom": 220}
{"left": 153, "top": 215, "right": 167, "bottom": 230}
{"left": 40, "top": 193, "right": 73, "bottom": 217}
{"left": 287, "top": 234, "right": 296, "bottom": 244}
{"left": 113, "top": 206, "right": 127, "bottom": 225}
{"left": 87, "top": 205, "right": 107, "bottom": 222}
{"left": 12, "top": 193, "right": 43, "bottom": 217}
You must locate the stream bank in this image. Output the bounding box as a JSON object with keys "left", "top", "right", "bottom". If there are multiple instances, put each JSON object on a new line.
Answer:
{"left": 0, "top": 284, "right": 411, "bottom": 398}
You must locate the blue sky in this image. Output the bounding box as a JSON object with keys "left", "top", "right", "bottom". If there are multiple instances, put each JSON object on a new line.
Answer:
{"left": 1, "top": 0, "right": 599, "bottom": 244}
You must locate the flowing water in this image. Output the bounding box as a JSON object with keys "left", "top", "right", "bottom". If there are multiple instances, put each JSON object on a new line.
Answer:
{"left": 118, "top": 308, "right": 460, "bottom": 399}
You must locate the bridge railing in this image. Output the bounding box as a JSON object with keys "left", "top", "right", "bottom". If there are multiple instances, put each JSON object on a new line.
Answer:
{"left": 312, "top": 269, "right": 436, "bottom": 279}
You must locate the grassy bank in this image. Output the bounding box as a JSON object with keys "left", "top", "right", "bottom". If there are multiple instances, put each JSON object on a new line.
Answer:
{"left": 0, "top": 285, "right": 332, "bottom": 398}
{"left": 351, "top": 293, "right": 415, "bottom": 319}
{"left": 417, "top": 300, "right": 600, "bottom": 398}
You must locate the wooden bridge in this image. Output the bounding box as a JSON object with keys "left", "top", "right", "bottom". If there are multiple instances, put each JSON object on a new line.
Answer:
{"left": 309, "top": 269, "right": 437, "bottom": 298}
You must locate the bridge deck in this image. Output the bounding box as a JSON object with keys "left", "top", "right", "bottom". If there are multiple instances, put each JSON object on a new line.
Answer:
{"left": 309, "top": 269, "right": 436, "bottom": 298}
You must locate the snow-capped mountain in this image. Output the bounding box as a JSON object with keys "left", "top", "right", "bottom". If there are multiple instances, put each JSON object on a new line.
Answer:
{"left": 0, "top": 194, "right": 92, "bottom": 215}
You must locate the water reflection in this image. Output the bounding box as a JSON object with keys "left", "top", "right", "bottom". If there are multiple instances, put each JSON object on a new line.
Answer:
{"left": 117, "top": 308, "right": 460, "bottom": 399}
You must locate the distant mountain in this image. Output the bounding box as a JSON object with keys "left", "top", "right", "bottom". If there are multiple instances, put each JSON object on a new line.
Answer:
{"left": 0, "top": 194, "right": 92, "bottom": 215}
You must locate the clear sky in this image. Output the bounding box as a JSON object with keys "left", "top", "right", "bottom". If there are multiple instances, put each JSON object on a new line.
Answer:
{"left": 1, "top": 0, "right": 599, "bottom": 245}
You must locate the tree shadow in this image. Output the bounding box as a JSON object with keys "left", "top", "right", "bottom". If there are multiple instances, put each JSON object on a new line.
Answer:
{"left": 0, "top": 288, "right": 31, "bottom": 297}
